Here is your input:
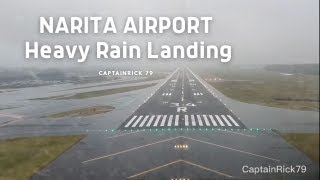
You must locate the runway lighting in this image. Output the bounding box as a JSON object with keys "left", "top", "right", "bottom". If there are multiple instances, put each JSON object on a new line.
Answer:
{"left": 174, "top": 144, "right": 189, "bottom": 150}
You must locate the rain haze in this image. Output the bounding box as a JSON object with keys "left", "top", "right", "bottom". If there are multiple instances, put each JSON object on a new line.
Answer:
{"left": 0, "top": 1, "right": 319, "bottom": 180}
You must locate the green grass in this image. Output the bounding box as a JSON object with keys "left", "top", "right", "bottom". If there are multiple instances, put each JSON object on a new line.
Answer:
{"left": 201, "top": 68, "right": 319, "bottom": 111}
{"left": 281, "top": 133, "right": 319, "bottom": 162}
{"left": 45, "top": 105, "right": 114, "bottom": 118}
{"left": 31, "top": 83, "right": 157, "bottom": 100}
{"left": 0, "top": 135, "right": 84, "bottom": 180}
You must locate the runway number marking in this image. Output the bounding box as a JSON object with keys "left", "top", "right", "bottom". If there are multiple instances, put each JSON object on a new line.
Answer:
{"left": 177, "top": 107, "right": 187, "bottom": 112}
{"left": 185, "top": 103, "right": 196, "bottom": 107}
{"left": 170, "top": 103, "right": 179, "bottom": 107}
{"left": 170, "top": 103, "right": 196, "bottom": 107}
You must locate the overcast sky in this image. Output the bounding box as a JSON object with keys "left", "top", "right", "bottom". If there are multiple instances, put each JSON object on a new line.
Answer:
{"left": 0, "top": 0, "right": 318, "bottom": 67}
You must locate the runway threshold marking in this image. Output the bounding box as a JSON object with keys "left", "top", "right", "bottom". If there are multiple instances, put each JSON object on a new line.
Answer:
{"left": 120, "top": 114, "right": 242, "bottom": 129}
{"left": 227, "top": 115, "right": 240, "bottom": 127}
{"left": 208, "top": 115, "right": 218, "bottom": 126}
{"left": 215, "top": 115, "right": 225, "bottom": 126}
{"left": 146, "top": 115, "right": 155, "bottom": 127}
{"left": 174, "top": 115, "right": 179, "bottom": 126}
{"left": 185, "top": 115, "right": 189, "bottom": 126}
{"left": 125, "top": 116, "right": 137, "bottom": 127}
{"left": 221, "top": 115, "right": 232, "bottom": 126}
{"left": 132, "top": 116, "right": 143, "bottom": 127}
{"left": 139, "top": 116, "right": 149, "bottom": 127}
{"left": 127, "top": 159, "right": 233, "bottom": 179}
{"left": 153, "top": 115, "right": 162, "bottom": 127}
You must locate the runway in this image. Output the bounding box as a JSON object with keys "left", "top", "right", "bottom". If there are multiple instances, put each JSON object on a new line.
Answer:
{"left": 31, "top": 68, "right": 316, "bottom": 180}
{"left": 119, "top": 68, "right": 245, "bottom": 130}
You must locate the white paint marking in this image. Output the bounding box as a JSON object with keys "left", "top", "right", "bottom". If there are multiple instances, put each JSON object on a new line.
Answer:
{"left": 221, "top": 115, "right": 232, "bottom": 126}
{"left": 202, "top": 115, "right": 211, "bottom": 126}
{"left": 167, "top": 115, "right": 173, "bottom": 126}
{"left": 209, "top": 115, "right": 218, "bottom": 126}
{"left": 191, "top": 115, "right": 196, "bottom": 126}
{"left": 196, "top": 115, "right": 203, "bottom": 126}
{"left": 125, "top": 116, "right": 137, "bottom": 127}
{"left": 177, "top": 107, "right": 187, "bottom": 112}
{"left": 139, "top": 115, "right": 149, "bottom": 127}
{"left": 146, "top": 115, "right": 155, "bottom": 127}
{"left": 184, "top": 115, "right": 189, "bottom": 126}
{"left": 153, "top": 115, "right": 162, "bottom": 127}
{"left": 174, "top": 115, "right": 179, "bottom": 126}
{"left": 227, "top": 115, "right": 240, "bottom": 127}
{"left": 160, "top": 115, "right": 167, "bottom": 126}
{"left": 132, "top": 116, "right": 143, "bottom": 127}
{"left": 215, "top": 115, "right": 225, "bottom": 126}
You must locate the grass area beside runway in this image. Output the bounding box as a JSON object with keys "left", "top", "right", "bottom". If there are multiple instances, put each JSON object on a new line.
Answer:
{"left": 0, "top": 135, "right": 84, "bottom": 180}
{"left": 31, "top": 83, "right": 157, "bottom": 100}
{"left": 281, "top": 133, "right": 319, "bottom": 162}
{"left": 200, "top": 68, "right": 319, "bottom": 111}
{"left": 44, "top": 105, "right": 115, "bottom": 118}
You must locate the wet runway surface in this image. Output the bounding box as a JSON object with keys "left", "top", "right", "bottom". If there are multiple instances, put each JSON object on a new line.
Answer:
{"left": 31, "top": 68, "right": 316, "bottom": 180}
{"left": 119, "top": 68, "right": 245, "bottom": 130}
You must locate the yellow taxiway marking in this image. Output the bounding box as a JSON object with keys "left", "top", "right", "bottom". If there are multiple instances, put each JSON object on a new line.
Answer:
{"left": 127, "top": 159, "right": 233, "bottom": 179}
{"left": 82, "top": 136, "right": 182, "bottom": 164}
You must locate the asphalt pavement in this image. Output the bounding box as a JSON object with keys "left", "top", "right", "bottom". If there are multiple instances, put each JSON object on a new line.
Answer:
{"left": 32, "top": 68, "right": 317, "bottom": 180}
